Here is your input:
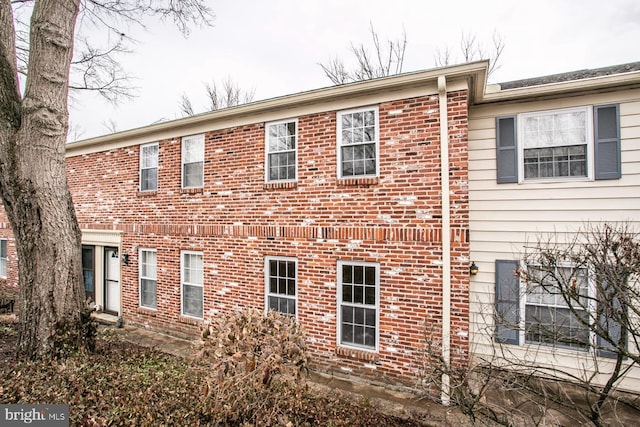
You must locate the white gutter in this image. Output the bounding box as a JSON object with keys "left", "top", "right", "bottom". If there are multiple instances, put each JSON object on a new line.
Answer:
{"left": 437, "top": 75, "right": 451, "bottom": 406}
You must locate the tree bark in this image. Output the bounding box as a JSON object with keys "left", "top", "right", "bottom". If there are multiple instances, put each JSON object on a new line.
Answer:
{"left": 0, "top": 0, "right": 88, "bottom": 359}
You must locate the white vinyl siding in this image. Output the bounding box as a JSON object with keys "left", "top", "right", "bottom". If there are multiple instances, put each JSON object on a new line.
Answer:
{"left": 469, "top": 89, "right": 640, "bottom": 392}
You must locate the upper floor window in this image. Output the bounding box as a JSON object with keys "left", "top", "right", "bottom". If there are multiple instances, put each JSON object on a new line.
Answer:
{"left": 496, "top": 104, "right": 620, "bottom": 183}
{"left": 337, "top": 107, "right": 379, "bottom": 178}
{"left": 140, "top": 143, "right": 158, "bottom": 191}
{"left": 337, "top": 261, "right": 379, "bottom": 351}
{"left": 266, "top": 120, "right": 297, "bottom": 182}
{"left": 521, "top": 107, "right": 589, "bottom": 180}
{"left": 265, "top": 256, "right": 297, "bottom": 316}
{"left": 0, "top": 239, "right": 7, "bottom": 278}
{"left": 181, "top": 251, "right": 203, "bottom": 319}
{"left": 182, "top": 134, "right": 204, "bottom": 188}
{"left": 139, "top": 249, "right": 157, "bottom": 309}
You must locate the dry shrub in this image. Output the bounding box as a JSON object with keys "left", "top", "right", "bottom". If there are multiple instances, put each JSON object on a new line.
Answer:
{"left": 195, "top": 308, "right": 309, "bottom": 425}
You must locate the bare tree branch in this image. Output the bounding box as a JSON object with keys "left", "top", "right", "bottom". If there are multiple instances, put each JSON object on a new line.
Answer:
{"left": 319, "top": 22, "right": 407, "bottom": 85}
{"left": 181, "top": 76, "right": 255, "bottom": 117}
{"left": 433, "top": 30, "right": 505, "bottom": 77}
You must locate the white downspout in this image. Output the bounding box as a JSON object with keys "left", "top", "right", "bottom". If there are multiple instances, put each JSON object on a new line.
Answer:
{"left": 437, "top": 75, "right": 451, "bottom": 406}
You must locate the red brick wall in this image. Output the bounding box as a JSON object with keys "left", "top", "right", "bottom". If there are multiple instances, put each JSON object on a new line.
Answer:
{"left": 8, "top": 90, "right": 470, "bottom": 385}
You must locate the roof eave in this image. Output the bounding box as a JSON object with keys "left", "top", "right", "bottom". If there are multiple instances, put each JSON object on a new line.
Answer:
{"left": 67, "top": 61, "right": 489, "bottom": 152}
{"left": 476, "top": 70, "right": 640, "bottom": 103}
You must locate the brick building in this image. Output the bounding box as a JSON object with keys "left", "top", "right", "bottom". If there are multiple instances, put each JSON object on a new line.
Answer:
{"left": 0, "top": 62, "right": 481, "bottom": 386}
{"left": 2, "top": 59, "right": 638, "bottom": 392}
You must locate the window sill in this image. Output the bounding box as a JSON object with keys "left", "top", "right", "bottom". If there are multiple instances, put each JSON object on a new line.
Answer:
{"left": 263, "top": 181, "right": 298, "bottom": 190}
{"left": 137, "top": 190, "right": 158, "bottom": 197}
{"left": 336, "top": 345, "right": 379, "bottom": 362}
{"left": 337, "top": 177, "right": 379, "bottom": 187}
{"left": 180, "top": 187, "right": 203, "bottom": 195}
{"left": 136, "top": 306, "right": 157, "bottom": 316}
{"left": 179, "top": 315, "right": 203, "bottom": 325}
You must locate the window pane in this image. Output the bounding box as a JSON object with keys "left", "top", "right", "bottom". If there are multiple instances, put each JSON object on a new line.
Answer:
{"left": 141, "top": 145, "right": 158, "bottom": 168}
{"left": 183, "top": 138, "right": 203, "bottom": 163}
{"left": 141, "top": 168, "right": 158, "bottom": 191}
{"left": 141, "top": 278, "right": 157, "bottom": 308}
{"left": 354, "top": 266, "right": 363, "bottom": 284}
{"left": 342, "top": 284, "right": 353, "bottom": 303}
{"left": 365, "top": 286, "right": 375, "bottom": 305}
{"left": 183, "top": 284, "right": 203, "bottom": 317}
{"left": 354, "top": 286, "right": 363, "bottom": 304}
{"left": 183, "top": 162, "right": 203, "bottom": 187}
{"left": 342, "top": 265, "right": 352, "bottom": 284}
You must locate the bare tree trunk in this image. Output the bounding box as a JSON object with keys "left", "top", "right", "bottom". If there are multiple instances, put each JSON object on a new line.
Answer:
{"left": 0, "top": 0, "right": 89, "bottom": 359}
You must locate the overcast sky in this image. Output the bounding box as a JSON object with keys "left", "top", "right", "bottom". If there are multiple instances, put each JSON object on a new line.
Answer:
{"left": 68, "top": 0, "right": 640, "bottom": 141}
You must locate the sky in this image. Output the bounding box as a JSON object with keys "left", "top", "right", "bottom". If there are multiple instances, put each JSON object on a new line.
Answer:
{"left": 67, "top": 0, "right": 640, "bottom": 141}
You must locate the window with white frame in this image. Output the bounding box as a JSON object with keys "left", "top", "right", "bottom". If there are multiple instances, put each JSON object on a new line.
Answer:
{"left": 181, "top": 251, "right": 203, "bottom": 318}
{"left": 521, "top": 107, "right": 589, "bottom": 180}
{"left": 139, "top": 249, "right": 157, "bottom": 309}
{"left": 338, "top": 261, "right": 379, "bottom": 350}
{"left": 265, "top": 257, "right": 297, "bottom": 315}
{"left": 337, "top": 107, "right": 379, "bottom": 178}
{"left": 182, "top": 134, "right": 204, "bottom": 188}
{"left": 140, "top": 143, "right": 158, "bottom": 191}
{"left": 0, "top": 239, "right": 6, "bottom": 278}
{"left": 266, "top": 120, "right": 297, "bottom": 182}
{"left": 496, "top": 104, "right": 621, "bottom": 184}
{"left": 524, "top": 265, "right": 590, "bottom": 349}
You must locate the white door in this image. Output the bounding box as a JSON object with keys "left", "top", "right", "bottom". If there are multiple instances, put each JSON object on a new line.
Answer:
{"left": 104, "top": 247, "right": 120, "bottom": 314}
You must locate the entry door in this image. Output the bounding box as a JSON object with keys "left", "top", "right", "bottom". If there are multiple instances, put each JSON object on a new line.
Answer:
{"left": 104, "top": 247, "right": 120, "bottom": 314}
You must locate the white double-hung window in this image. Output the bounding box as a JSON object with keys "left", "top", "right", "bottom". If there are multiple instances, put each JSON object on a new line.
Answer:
{"left": 266, "top": 120, "right": 297, "bottom": 182}
{"left": 337, "top": 106, "right": 379, "bottom": 178}
{"left": 181, "top": 251, "right": 203, "bottom": 318}
{"left": 140, "top": 143, "right": 158, "bottom": 191}
{"left": 265, "top": 256, "right": 297, "bottom": 316}
{"left": 139, "top": 249, "right": 157, "bottom": 309}
{"left": 337, "top": 261, "right": 379, "bottom": 350}
{"left": 521, "top": 107, "right": 590, "bottom": 180}
{"left": 182, "top": 134, "right": 204, "bottom": 188}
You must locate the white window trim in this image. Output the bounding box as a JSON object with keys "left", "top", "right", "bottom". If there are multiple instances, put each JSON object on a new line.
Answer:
{"left": 518, "top": 262, "right": 596, "bottom": 352}
{"left": 181, "top": 134, "right": 205, "bottom": 189}
{"left": 138, "top": 248, "right": 157, "bottom": 310}
{"left": 139, "top": 142, "right": 159, "bottom": 192}
{"left": 336, "top": 106, "right": 380, "bottom": 179}
{"left": 265, "top": 119, "right": 298, "bottom": 183}
{"left": 517, "top": 106, "right": 594, "bottom": 183}
{"left": 180, "top": 250, "right": 204, "bottom": 319}
{"left": 264, "top": 256, "right": 298, "bottom": 317}
{"left": 336, "top": 260, "right": 380, "bottom": 352}
{"left": 0, "top": 239, "right": 7, "bottom": 279}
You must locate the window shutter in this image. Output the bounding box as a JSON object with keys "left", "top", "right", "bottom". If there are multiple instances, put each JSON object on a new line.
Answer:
{"left": 496, "top": 116, "right": 518, "bottom": 183}
{"left": 597, "top": 284, "right": 625, "bottom": 359}
{"left": 594, "top": 104, "right": 621, "bottom": 180}
{"left": 495, "top": 259, "right": 520, "bottom": 344}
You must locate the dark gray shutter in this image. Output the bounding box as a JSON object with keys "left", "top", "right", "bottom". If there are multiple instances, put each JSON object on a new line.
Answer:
{"left": 594, "top": 104, "right": 621, "bottom": 180}
{"left": 495, "top": 260, "right": 520, "bottom": 344}
{"left": 597, "top": 282, "right": 625, "bottom": 358}
{"left": 496, "top": 116, "right": 518, "bottom": 183}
